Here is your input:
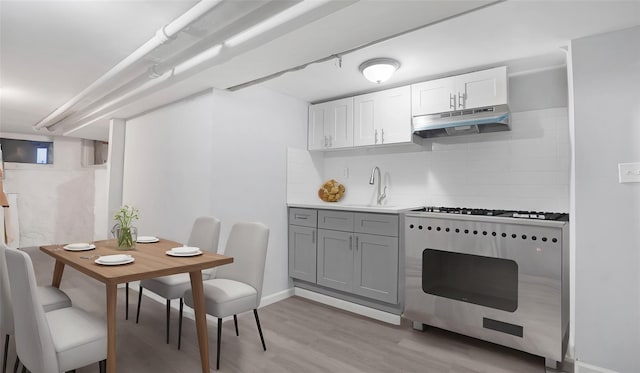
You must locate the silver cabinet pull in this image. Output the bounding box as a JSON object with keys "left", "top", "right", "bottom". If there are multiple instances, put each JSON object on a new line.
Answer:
{"left": 458, "top": 92, "right": 466, "bottom": 109}
{"left": 355, "top": 236, "right": 359, "bottom": 250}
{"left": 374, "top": 129, "right": 378, "bottom": 144}
{"left": 312, "top": 230, "right": 316, "bottom": 244}
{"left": 449, "top": 93, "right": 456, "bottom": 109}
{"left": 349, "top": 235, "right": 353, "bottom": 250}
{"left": 381, "top": 128, "right": 385, "bottom": 144}
{"left": 296, "top": 215, "right": 308, "bottom": 220}
{"left": 329, "top": 135, "right": 333, "bottom": 147}
{"left": 324, "top": 136, "right": 328, "bottom": 147}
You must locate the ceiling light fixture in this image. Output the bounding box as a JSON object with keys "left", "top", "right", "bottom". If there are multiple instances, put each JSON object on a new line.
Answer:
{"left": 359, "top": 58, "right": 400, "bottom": 84}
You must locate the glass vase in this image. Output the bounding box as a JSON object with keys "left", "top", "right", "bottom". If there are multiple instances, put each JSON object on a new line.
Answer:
{"left": 114, "top": 226, "right": 137, "bottom": 250}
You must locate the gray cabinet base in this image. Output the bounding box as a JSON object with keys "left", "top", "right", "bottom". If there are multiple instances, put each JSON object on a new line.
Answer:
{"left": 293, "top": 279, "right": 402, "bottom": 315}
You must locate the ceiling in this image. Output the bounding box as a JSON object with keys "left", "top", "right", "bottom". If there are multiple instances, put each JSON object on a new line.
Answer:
{"left": 1, "top": 0, "right": 639, "bottom": 141}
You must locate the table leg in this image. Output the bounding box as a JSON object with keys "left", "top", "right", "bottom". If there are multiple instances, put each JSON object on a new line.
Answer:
{"left": 106, "top": 283, "right": 117, "bottom": 373}
{"left": 189, "top": 271, "right": 209, "bottom": 373}
{"left": 51, "top": 260, "right": 65, "bottom": 288}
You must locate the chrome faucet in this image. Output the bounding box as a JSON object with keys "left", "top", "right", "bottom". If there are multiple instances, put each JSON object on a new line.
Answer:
{"left": 369, "top": 166, "right": 387, "bottom": 205}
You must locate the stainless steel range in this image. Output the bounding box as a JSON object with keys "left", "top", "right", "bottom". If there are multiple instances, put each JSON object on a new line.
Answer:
{"left": 404, "top": 207, "right": 569, "bottom": 368}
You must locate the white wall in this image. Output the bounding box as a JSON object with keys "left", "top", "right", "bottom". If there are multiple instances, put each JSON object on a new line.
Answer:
{"left": 123, "top": 92, "right": 215, "bottom": 244}
{"left": 122, "top": 86, "right": 309, "bottom": 298}
{"left": 1, "top": 136, "right": 96, "bottom": 246}
{"left": 94, "top": 167, "right": 108, "bottom": 240}
{"left": 207, "top": 87, "right": 308, "bottom": 297}
{"left": 571, "top": 26, "right": 640, "bottom": 373}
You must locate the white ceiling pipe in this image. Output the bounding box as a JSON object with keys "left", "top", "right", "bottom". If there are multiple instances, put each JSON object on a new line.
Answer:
{"left": 33, "top": 0, "right": 225, "bottom": 130}
{"left": 225, "top": 0, "right": 332, "bottom": 47}
{"left": 62, "top": 44, "right": 228, "bottom": 135}
{"left": 62, "top": 0, "right": 341, "bottom": 135}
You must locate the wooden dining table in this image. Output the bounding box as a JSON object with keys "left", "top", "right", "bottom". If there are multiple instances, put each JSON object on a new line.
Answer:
{"left": 40, "top": 239, "right": 233, "bottom": 373}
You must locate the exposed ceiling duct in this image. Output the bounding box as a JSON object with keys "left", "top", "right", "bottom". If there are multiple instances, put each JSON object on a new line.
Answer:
{"left": 35, "top": 0, "right": 355, "bottom": 135}
{"left": 32, "top": 0, "right": 226, "bottom": 130}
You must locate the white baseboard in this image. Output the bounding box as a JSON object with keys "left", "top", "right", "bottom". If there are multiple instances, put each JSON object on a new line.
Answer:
{"left": 293, "top": 287, "right": 401, "bottom": 325}
{"left": 575, "top": 361, "right": 619, "bottom": 373}
{"left": 260, "top": 288, "right": 294, "bottom": 307}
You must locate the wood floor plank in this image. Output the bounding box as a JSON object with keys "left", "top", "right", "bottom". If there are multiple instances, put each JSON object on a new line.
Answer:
{"left": 12, "top": 247, "right": 550, "bottom": 373}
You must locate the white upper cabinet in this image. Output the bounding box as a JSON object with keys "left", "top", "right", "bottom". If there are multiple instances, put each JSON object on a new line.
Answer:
{"left": 411, "top": 66, "right": 507, "bottom": 116}
{"left": 354, "top": 86, "right": 411, "bottom": 146}
{"left": 410, "top": 76, "right": 456, "bottom": 116}
{"left": 308, "top": 97, "right": 354, "bottom": 150}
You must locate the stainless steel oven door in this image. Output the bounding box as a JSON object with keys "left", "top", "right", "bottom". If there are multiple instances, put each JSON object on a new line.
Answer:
{"left": 404, "top": 215, "right": 564, "bottom": 362}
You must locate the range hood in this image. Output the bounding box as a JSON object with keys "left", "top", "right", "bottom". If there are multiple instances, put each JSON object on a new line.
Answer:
{"left": 413, "top": 104, "right": 510, "bottom": 138}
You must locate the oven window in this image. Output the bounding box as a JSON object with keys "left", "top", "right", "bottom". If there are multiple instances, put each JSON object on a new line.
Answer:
{"left": 422, "top": 249, "right": 518, "bottom": 312}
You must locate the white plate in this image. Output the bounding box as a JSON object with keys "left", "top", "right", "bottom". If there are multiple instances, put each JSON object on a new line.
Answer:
{"left": 64, "top": 243, "right": 96, "bottom": 251}
{"left": 137, "top": 236, "right": 159, "bottom": 243}
{"left": 169, "top": 246, "right": 200, "bottom": 254}
{"left": 166, "top": 250, "right": 203, "bottom": 257}
{"left": 95, "top": 254, "right": 134, "bottom": 265}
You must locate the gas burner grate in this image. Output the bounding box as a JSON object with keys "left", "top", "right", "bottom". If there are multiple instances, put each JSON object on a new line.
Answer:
{"left": 424, "top": 207, "right": 569, "bottom": 221}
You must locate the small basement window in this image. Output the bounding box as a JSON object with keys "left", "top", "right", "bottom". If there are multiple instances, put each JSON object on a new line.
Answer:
{"left": 0, "top": 138, "right": 54, "bottom": 164}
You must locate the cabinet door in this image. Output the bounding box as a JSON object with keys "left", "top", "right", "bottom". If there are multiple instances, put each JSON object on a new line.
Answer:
{"left": 455, "top": 66, "right": 507, "bottom": 110}
{"left": 317, "top": 229, "right": 353, "bottom": 292}
{"left": 377, "top": 86, "right": 411, "bottom": 145}
{"left": 411, "top": 77, "right": 455, "bottom": 116}
{"left": 354, "top": 86, "right": 411, "bottom": 146}
{"left": 325, "top": 97, "right": 354, "bottom": 149}
{"left": 353, "top": 94, "right": 376, "bottom": 146}
{"left": 353, "top": 233, "right": 398, "bottom": 304}
{"left": 308, "top": 105, "right": 326, "bottom": 150}
{"left": 288, "top": 225, "right": 317, "bottom": 283}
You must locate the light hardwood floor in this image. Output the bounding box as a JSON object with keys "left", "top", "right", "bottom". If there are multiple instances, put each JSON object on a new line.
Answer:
{"left": 7, "top": 247, "right": 566, "bottom": 373}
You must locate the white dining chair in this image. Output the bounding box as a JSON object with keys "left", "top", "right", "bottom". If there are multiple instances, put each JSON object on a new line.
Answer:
{"left": 5, "top": 247, "right": 107, "bottom": 373}
{"left": 135, "top": 216, "right": 221, "bottom": 349}
{"left": 183, "top": 222, "right": 269, "bottom": 370}
{"left": 1, "top": 244, "right": 73, "bottom": 373}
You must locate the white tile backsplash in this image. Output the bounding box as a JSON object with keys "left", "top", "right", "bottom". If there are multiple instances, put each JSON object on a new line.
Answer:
{"left": 287, "top": 107, "right": 570, "bottom": 212}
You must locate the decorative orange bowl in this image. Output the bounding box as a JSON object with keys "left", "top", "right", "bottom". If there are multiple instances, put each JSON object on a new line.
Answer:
{"left": 318, "top": 179, "right": 345, "bottom": 202}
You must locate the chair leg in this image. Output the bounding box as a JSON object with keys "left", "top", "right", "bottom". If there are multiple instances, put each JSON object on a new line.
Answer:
{"left": 3, "top": 334, "right": 9, "bottom": 373}
{"left": 99, "top": 359, "right": 106, "bottom": 373}
{"left": 125, "top": 282, "right": 129, "bottom": 320}
{"left": 166, "top": 299, "right": 171, "bottom": 344}
{"left": 233, "top": 314, "right": 239, "bottom": 336}
{"left": 13, "top": 356, "right": 19, "bottom": 373}
{"left": 135, "top": 286, "right": 143, "bottom": 324}
{"left": 178, "top": 298, "right": 184, "bottom": 350}
{"left": 216, "top": 318, "right": 222, "bottom": 370}
{"left": 253, "top": 309, "right": 266, "bottom": 351}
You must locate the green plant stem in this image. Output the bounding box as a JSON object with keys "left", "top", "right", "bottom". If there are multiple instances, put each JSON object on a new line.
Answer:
{"left": 118, "top": 227, "right": 134, "bottom": 249}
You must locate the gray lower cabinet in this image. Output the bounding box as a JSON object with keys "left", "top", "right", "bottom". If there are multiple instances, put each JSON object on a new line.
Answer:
{"left": 288, "top": 225, "right": 317, "bottom": 283}
{"left": 353, "top": 233, "right": 398, "bottom": 303}
{"left": 290, "top": 207, "right": 400, "bottom": 305}
{"left": 316, "top": 229, "right": 353, "bottom": 292}
{"left": 317, "top": 230, "right": 399, "bottom": 304}
{"left": 288, "top": 208, "right": 318, "bottom": 283}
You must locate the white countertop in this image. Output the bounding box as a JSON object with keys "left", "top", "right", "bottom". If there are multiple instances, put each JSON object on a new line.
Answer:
{"left": 287, "top": 202, "right": 425, "bottom": 214}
